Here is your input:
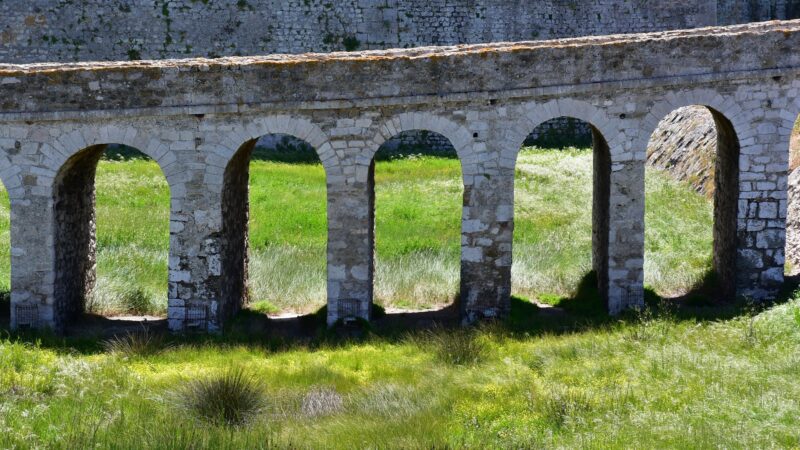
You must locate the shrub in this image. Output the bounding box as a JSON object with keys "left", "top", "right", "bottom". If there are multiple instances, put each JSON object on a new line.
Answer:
{"left": 178, "top": 368, "right": 264, "bottom": 427}
{"left": 103, "top": 326, "right": 169, "bottom": 357}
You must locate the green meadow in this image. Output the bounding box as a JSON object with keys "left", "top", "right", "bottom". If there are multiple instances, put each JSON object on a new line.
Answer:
{"left": 2, "top": 297, "right": 800, "bottom": 448}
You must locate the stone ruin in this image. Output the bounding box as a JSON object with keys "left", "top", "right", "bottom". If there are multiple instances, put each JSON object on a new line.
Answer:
{"left": 0, "top": 21, "right": 797, "bottom": 332}
{"left": 0, "top": 1, "right": 799, "bottom": 332}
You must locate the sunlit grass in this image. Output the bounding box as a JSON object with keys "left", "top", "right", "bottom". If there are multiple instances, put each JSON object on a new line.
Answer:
{"left": 513, "top": 147, "right": 713, "bottom": 302}
{"left": 2, "top": 298, "right": 800, "bottom": 447}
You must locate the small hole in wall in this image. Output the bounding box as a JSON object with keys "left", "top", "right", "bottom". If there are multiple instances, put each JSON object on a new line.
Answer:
{"left": 194, "top": 113, "right": 205, "bottom": 119}
{"left": 488, "top": 99, "right": 497, "bottom": 105}
{"left": 773, "top": 75, "right": 783, "bottom": 82}
{"left": 194, "top": 137, "right": 203, "bottom": 147}
{"left": 473, "top": 132, "right": 479, "bottom": 138}
{"left": 619, "top": 113, "right": 627, "bottom": 119}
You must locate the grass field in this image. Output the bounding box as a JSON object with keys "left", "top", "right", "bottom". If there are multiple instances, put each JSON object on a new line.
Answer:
{"left": 0, "top": 146, "right": 714, "bottom": 315}
{"left": 2, "top": 296, "right": 800, "bottom": 448}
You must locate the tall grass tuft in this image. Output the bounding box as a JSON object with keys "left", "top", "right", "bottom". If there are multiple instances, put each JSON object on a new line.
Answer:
{"left": 537, "top": 387, "right": 593, "bottom": 428}
{"left": 417, "top": 326, "right": 488, "bottom": 366}
{"left": 177, "top": 368, "right": 265, "bottom": 427}
{"left": 102, "top": 326, "right": 170, "bottom": 357}
{"left": 301, "top": 387, "right": 344, "bottom": 418}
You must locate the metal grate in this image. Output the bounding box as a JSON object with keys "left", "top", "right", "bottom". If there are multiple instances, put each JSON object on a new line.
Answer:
{"left": 337, "top": 298, "right": 363, "bottom": 320}
{"left": 14, "top": 303, "right": 39, "bottom": 329}
{"left": 625, "top": 285, "right": 645, "bottom": 305}
{"left": 184, "top": 302, "right": 208, "bottom": 331}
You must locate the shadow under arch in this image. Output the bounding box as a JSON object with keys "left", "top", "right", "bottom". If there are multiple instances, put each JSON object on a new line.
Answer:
{"left": 644, "top": 104, "right": 741, "bottom": 300}
{"left": 52, "top": 143, "right": 171, "bottom": 326}
{"left": 220, "top": 132, "right": 327, "bottom": 322}
{"left": 511, "top": 113, "right": 612, "bottom": 308}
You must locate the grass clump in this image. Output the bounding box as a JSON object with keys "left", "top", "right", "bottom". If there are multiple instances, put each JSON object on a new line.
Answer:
{"left": 536, "top": 386, "right": 593, "bottom": 428}
{"left": 419, "top": 326, "right": 487, "bottom": 366}
{"left": 102, "top": 326, "right": 170, "bottom": 358}
{"left": 177, "top": 368, "right": 265, "bottom": 427}
{"left": 301, "top": 387, "right": 344, "bottom": 418}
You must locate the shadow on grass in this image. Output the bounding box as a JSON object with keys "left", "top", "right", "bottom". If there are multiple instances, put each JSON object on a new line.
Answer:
{"left": 3, "top": 273, "right": 798, "bottom": 356}
{"left": 650, "top": 268, "right": 800, "bottom": 322}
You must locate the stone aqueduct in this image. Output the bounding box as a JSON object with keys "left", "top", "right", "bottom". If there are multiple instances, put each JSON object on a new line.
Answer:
{"left": 2, "top": 21, "right": 799, "bottom": 332}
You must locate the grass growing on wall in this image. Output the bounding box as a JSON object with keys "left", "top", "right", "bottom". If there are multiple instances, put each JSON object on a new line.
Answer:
{"left": 0, "top": 146, "right": 714, "bottom": 315}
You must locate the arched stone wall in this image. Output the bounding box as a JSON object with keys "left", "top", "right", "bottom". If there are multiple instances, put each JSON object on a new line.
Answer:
{"left": 1, "top": 22, "right": 797, "bottom": 332}
{"left": 209, "top": 115, "right": 336, "bottom": 327}
{"left": 46, "top": 125, "right": 177, "bottom": 328}
{"left": 643, "top": 89, "right": 781, "bottom": 299}
{"left": 500, "top": 100, "right": 628, "bottom": 311}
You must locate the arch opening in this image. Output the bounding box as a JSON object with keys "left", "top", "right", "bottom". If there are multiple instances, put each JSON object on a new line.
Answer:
{"left": 370, "top": 130, "right": 462, "bottom": 312}
{"left": 512, "top": 117, "right": 611, "bottom": 312}
{"left": 53, "top": 145, "right": 170, "bottom": 325}
{"left": 221, "top": 133, "right": 327, "bottom": 319}
{"left": 644, "top": 105, "right": 740, "bottom": 301}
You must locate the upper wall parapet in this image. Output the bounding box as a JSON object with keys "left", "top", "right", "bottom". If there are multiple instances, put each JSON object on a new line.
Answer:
{"left": 1, "top": 20, "right": 799, "bottom": 121}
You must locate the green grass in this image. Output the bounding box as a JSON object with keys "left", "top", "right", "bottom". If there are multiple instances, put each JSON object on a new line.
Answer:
{"left": 513, "top": 148, "right": 712, "bottom": 304}
{"left": 0, "top": 147, "right": 714, "bottom": 314}
{"left": 2, "top": 297, "right": 800, "bottom": 448}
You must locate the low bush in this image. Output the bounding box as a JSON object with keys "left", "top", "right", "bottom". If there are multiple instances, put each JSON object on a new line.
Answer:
{"left": 102, "top": 326, "right": 170, "bottom": 357}
{"left": 177, "top": 368, "right": 265, "bottom": 427}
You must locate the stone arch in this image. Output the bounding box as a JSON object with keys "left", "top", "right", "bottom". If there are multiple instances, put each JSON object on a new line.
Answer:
{"left": 507, "top": 99, "right": 617, "bottom": 306}
{"left": 49, "top": 126, "right": 173, "bottom": 325}
{"left": 643, "top": 92, "right": 742, "bottom": 299}
{"left": 367, "top": 119, "right": 465, "bottom": 312}
{"left": 217, "top": 116, "right": 331, "bottom": 321}
{"left": 212, "top": 115, "right": 340, "bottom": 179}
{"left": 370, "top": 112, "right": 475, "bottom": 181}
{"left": 641, "top": 89, "right": 747, "bottom": 147}
{"left": 503, "top": 99, "right": 622, "bottom": 165}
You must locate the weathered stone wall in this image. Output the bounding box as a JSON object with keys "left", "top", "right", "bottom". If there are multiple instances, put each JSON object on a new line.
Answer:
{"left": 647, "top": 106, "right": 717, "bottom": 195}
{"left": 1, "top": 21, "right": 797, "bottom": 332}
{"left": 0, "top": 0, "right": 720, "bottom": 63}
{"left": 717, "top": 0, "right": 800, "bottom": 24}
{"left": 0, "top": 0, "right": 795, "bottom": 154}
